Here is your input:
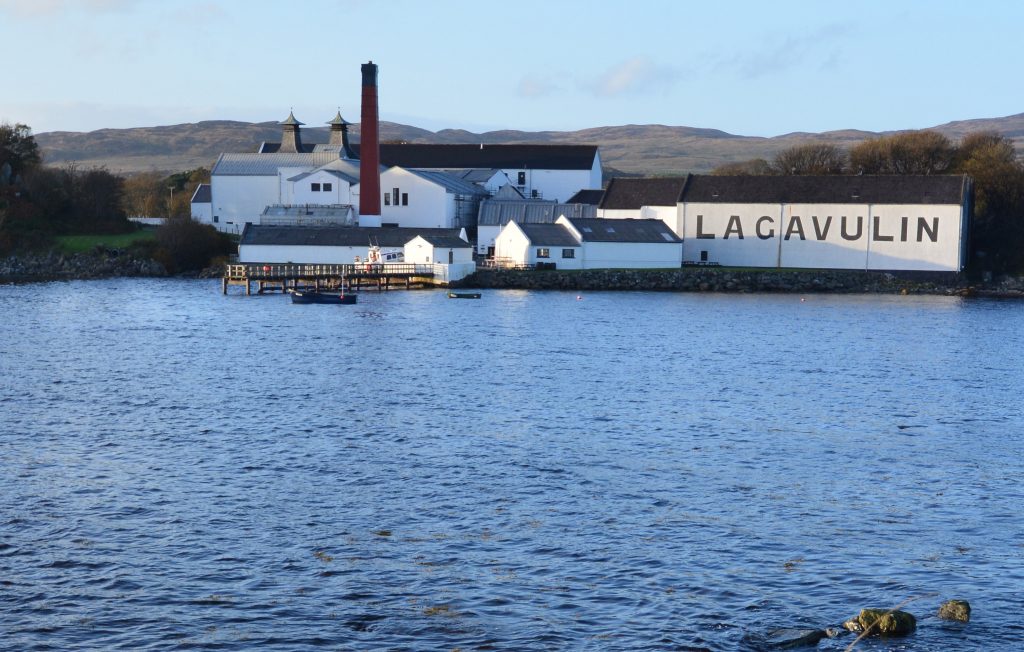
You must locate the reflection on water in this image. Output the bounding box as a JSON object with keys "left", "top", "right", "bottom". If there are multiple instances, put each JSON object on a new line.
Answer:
{"left": 1, "top": 279, "right": 1022, "bottom": 650}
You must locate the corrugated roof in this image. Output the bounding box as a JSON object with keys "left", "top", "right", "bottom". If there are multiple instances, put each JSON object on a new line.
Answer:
{"left": 287, "top": 169, "right": 358, "bottom": 184}
{"left": 191, "top": 183, "right": 211, "bottom": 203}
{"left": 443, "top": 168, "right": 502, "bottom": 183}
{"left": 518, "top": 223, "right": 580, "bottom": 246}
{"left": 212, "top": 152, "right": 341, "bottom": 176}
{"left": 567, "top": 189, "right": 605, "bottom": 205}
{"left": 681, "top": 174, "right": 970, "bottom": 205}
{"left": 411, "top": 233, "right": 471, "bottom": 248}
{"left": 240, "top": 225, "right": 464, "bottom": 248}
{"left": 478, "top": 200, "right": 597, "bottom": 226}
{"left": 403, "top": 169, "right": 490, "bottom": 196}
{"left": 350, "top": 144, "right": 598, "bottom": 170}
{"left": 566, "top": 218, "right": 682, "bottom": 243}
{"left": 599, "top": 176, "right": 690, "bottom": 209}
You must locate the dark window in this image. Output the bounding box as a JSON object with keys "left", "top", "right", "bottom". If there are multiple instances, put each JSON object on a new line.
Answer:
{"left": 531, "top": 189, "right": 539, "bottom": 198}
{"left": 384, "top": 193, "right": 391, "bottom": 206}
{"left": 562, "top": 249, "right": 575, "bottom": 259}
{"left": 536, "top": 248, "right": 550, "bottom": 259}
{"left": 700, "top": 250, "right": 709, "bottom": 262}
{"left": 213, "top": 215, "right": 219, "bottom": 223}
{"left": 393, "top": 188, "right": 399, "bottom": 206}
{"left": 311, "top": 183, "right": 321, "bottom": 191}
{"left": 518, "top": 171, "right": 526, "bottom": 185}
{"left": 323, "top": 183, "right": 332, "bottom": 192}
{"left": 401, "top": 193, "right": 409, "bottom": 206}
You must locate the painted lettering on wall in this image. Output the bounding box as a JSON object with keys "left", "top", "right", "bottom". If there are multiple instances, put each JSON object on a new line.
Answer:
{"left": 695, "top": 215, "right": 939, "bottom": 243}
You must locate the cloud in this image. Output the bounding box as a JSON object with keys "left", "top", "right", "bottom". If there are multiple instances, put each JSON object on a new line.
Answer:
{"left": 516, "top": 75, "right": 560, "bottom": 99}
{"left": 718, "top": 22, "right": 855, "bottom": 79}
{"left": 0, "top": 0, "right": 140, "bottom": 17}
{"left": 586, "top": 57, "right": 682, "bottom": 98}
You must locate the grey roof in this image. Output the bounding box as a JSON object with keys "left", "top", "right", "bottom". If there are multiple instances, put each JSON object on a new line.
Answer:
{"left": 444, "top": 168, "right": 502, "bottom": 183}
{"left": 599, "top": 176, "right": 689, "bottom": 209}
{"left": 565, "top": 218, "right": 682, "bottom": 243}
{"left": 258, "top": 142, "right": 320, "bottom": 153}
{"left": 212, "top": 152, "right": 341, "bottom": 176}
{"left": 567, "top": 189, "right": 605, "bottom": 205}
{"left": 410, "top": 233, "right": 471, "bottom": 248}
{"left": 240, "top": 225, "right": 464, "bottom": 248}
{"left": 478, "top": 199, "right": 597, "bottom": 226}
{"left": 403, "top": 168, "right": 490, "bottom": 196}
{"left": 681, "top": 174, "right": 971, "bottom": 205}
{"left": 191, "top": 183, "right": 211, "bottom": 203}
{"left": 261, "top": 205, "right": 353, "bottom": 218}
{"left": 355, "top": 144, "right": 599, "bottom": 170}
{"left": 287, "top": 168, "right": 358, "bottom": 184}
{"left": 517, "top": 223, "right": 580, "bottom": 247}
{"left": 280, "top": 111, "right": 303, "bottom": 126}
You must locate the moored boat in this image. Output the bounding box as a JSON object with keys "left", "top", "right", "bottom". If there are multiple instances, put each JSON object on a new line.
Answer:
{"left": 448, "top": 292, "right": 481, "bottom": 299}
{"left": 291, "top": 290, "right": 357, "bottom": 305}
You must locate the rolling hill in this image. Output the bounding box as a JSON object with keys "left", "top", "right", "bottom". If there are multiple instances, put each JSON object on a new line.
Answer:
{"left": 34, "top": 113, "right": 1024, "bottom": 177}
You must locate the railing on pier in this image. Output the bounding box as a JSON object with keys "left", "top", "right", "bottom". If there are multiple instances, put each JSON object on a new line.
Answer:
{"left": 225, "top": 262, "right": 436, "bottom": 280}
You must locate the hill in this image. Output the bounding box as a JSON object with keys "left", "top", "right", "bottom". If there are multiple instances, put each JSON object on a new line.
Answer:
{"left": 34, "top": 113, "right": 1024, "bottom": 176}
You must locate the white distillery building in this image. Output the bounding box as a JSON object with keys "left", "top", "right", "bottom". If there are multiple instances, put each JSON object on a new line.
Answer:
{"left": 238, "top": 224, "right": 468, "bottom": 264}
{"left": 190, "top": 184, "right": 213, "bottom": 224}
{"left": 476, "top": 198, "right": 597, "bottom": 257}
{"left": 374, "top": 167, "right": 489, "bottom": 229}
{"left": 594, "top": 174, "right": 972, "bottom": 272}
{"left": 494, "top": 216, "right": 682, "bottom": 270}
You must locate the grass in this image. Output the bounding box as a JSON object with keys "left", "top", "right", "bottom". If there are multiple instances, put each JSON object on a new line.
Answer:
{"left": 55, "top": 228, "right": 157, "bottom": 254}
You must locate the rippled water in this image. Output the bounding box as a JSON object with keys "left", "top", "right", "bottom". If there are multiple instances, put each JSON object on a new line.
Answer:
{"left": 2, "top": 279, "right": 1023, "bottom": 651}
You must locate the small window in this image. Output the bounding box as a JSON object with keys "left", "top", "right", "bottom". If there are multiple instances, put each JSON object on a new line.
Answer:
{"left": 393, "top": 188, "right": 399, "bottom": 205}
{"left": 213, "top": 215, "right": 219, "bottom": 223}
{"left": 531, "top": 189, "right": 539, "bottom": 198}
{"left": 401, "top": 192, "right": 408, "bottom": 206}
{"left": 518, "top": 171, "right": 526, "bottom": 185}
{"left": 700, "top": 250, "right": 709, "bottom": 262}
{"left": 536, "top": 248, "right": 550, "bottom": 259}
{"left": 323, "top": 183, "right": 332, "bottom": 192}
{"left": 384, "top": 193, "right": 391, "bottom": 205}
{"left": 311, "top": 183, "right": 321, "bottom": 191}
{"left": 561, "top": 249, "right": 575, "bottom": 258}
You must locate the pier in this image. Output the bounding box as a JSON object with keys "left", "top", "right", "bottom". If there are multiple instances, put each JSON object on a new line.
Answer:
{"left": 222, "top": 262, "right": 437, "bottom": 295}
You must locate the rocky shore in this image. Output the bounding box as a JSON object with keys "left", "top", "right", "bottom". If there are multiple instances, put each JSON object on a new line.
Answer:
{"left": 0, "top": 249, "right": 225, "bottom": 282}
{"left": 457, "top": 267, "right": 1024, "bottom": 298}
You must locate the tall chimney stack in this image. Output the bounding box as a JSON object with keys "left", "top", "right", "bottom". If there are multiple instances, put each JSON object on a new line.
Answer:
{"left": 359, "top": 61, "right": 381, "bottom": 227}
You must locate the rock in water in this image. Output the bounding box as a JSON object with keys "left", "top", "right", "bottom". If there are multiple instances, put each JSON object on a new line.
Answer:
{"left": 855, "top": 608, "right": 917, "bottom": 636}
{"left": 938, "top": 599, "right": 971, "bottom": 622}
{"left": 763, "top": 628, "right": 827, "bottom": 648}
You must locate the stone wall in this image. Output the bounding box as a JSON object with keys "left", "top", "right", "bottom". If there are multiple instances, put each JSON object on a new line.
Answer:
{"left": 1, "top": 249, "right": 166, "bottom": 282}
{"left": 457, "top": 268, "right": 1024, "bottom": 297}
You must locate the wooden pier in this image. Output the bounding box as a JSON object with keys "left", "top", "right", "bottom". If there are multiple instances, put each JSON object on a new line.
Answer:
{"left": 222, "top": 263, "right": 437, "bottom": 295}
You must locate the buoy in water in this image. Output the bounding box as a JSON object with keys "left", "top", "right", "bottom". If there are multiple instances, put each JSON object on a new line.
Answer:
{"left": 576, "top": 295, "right": 583, "bottom": 300}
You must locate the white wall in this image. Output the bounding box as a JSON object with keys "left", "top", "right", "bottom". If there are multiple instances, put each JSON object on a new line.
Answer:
{"left": 678, "top": 202, "right": 966, "bottom": 271}
{"left": 211, "top": 175, "right": 280, "bottom": 234}
{"left": 377, "top": 168, "right": 452, "bottom": 228}
{"left": 191, "top": 202, "right": 213, "bottom": 225}
{"left": 494, "top": 222, "right": 532, "bottom": 264}
{"left": 500, "top": 168, "right": 597, "bottom": 203}
{"left": 287, "top": 171, "right": 351, "bottom": 206}
{"left": 239, "top": 244, "right": 365, "bottom": 264}
{"left": 404, "top": 236, "right": 474, "bottom": 265}
{"left": 581, "top": 242, "right": 682, "bottom": 269}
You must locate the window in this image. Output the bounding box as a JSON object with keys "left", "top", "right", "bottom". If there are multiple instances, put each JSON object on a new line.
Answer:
{"left": 311, "top": 183, "right": 321, "bottom": 191}
{"left": 401, "top": 193, "right": 408, "bottom": 206}
{"left": 393, "top": 188, "right": 399, "bottom": 206}
{"left": 536, "top": 248, "right": 550, "bottom": 258}
{"left": 518, "top": 171, "right": 526, "bottom": 185}
{"left": 531, "top": 189, "right": 539, "bottom": 198}
{"left": 562, "top": 249, "right": 575, "bottom": 258}
{"left": 700, "top": 250, "right": 709, "bottom": 262}
{"left": 384, "top": 193, "right": 391, "bottom": 205}
{"left": 323, "top": 183, "right": 332, "bottom": 192}
{"left": 213, "top": 216, "right": 219, "bottom": 223}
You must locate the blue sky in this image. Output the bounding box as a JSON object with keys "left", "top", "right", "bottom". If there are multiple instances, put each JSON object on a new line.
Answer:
{"left": 1, "top": 0, "right": 1021, "bottom": 137}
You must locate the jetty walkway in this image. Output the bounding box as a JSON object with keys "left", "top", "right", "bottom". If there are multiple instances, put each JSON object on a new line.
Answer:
{"left": 222, "top": 262, "right": 437, "bottom": 295}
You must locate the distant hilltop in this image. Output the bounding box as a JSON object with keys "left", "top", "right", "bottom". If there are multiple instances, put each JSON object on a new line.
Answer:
{"left": 33, "top": 112, "right": 1024, "bottom": 176}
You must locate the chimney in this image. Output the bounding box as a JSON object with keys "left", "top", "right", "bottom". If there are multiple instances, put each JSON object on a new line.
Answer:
{"left": 358, "top": 61, "right": 381, "bottom": 227}
{"left": 279, "top": 110, "right": 304, "bottom": 153}
{"left": 328, "top": 111, "right": 356, "bottom": 159}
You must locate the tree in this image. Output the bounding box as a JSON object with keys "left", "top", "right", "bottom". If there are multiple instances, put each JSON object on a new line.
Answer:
{"left": 154, "top": 216, "right": 233, "bottom": 273}
{"left": 850, "top": 130, "right": 955, "bottom": 175}
{"left": 771, "top": 143, "right": 846, "bottom": 175}
{"left": 0, "top": 122, "right": 41, "bottom": 177}
{"left": 711, "top": 158, "right": 772, "bottom": 175}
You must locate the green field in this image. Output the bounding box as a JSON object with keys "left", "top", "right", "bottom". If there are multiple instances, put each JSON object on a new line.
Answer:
{"left": 55, "top": 229, "right": 157, "bottom": 254}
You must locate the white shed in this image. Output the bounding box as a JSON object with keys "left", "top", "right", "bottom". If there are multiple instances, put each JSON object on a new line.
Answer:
{"left": 404, "top": 233, "right": 474, "bottom": 265}
{"left": 493, "top": 221, "right": 582, "bottom": 269}
{"left": 558, "top": 216, "right": 683, "bottom": 269}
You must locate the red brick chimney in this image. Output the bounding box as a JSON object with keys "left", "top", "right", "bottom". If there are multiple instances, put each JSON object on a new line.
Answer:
{"left": 359, "top": 61, "right": 381, "bottom": 226}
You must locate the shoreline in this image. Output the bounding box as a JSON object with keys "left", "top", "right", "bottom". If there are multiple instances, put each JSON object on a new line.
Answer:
{"left": 4, "top": 251, "right": 1024, "bottom": 298}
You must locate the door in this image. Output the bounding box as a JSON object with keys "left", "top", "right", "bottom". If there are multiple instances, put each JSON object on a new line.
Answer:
{"left": 448, "top": 250, "right": 454, "bottom": 264}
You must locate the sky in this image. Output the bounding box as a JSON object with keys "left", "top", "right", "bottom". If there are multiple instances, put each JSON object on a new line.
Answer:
{"left": 1, "top": 0, "right": 1022, "bottom": 137}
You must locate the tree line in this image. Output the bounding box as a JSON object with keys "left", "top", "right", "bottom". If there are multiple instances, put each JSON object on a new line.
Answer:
{"left": 712, "top": 130, "right": 1024, "bottom": 272}
{"left": 0, "top": 122, "right": 230, "bottom": 272}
